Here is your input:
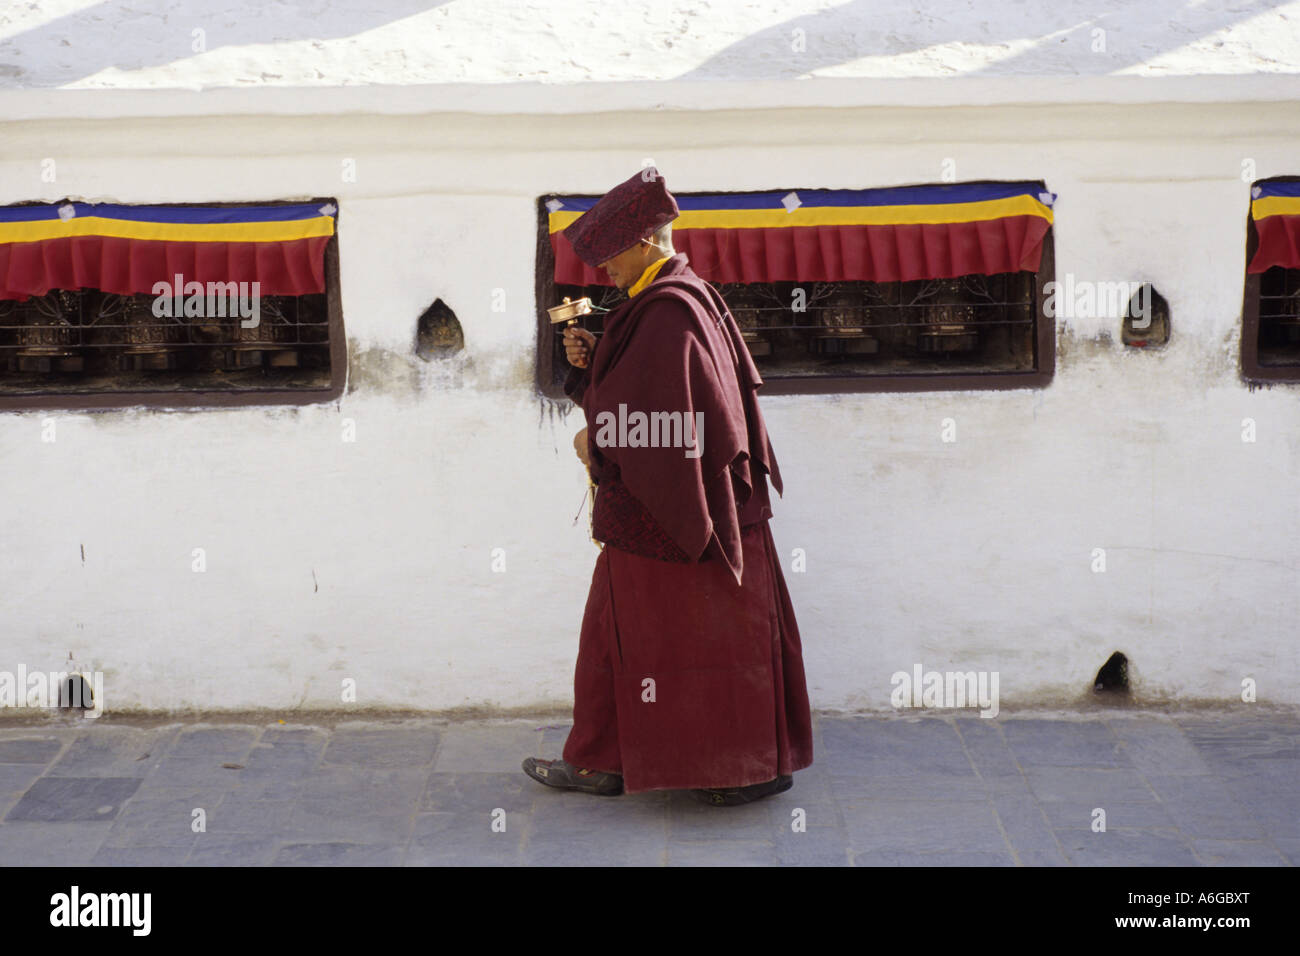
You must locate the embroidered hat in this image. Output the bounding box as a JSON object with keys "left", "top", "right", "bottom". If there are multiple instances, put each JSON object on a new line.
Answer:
{"left": 562, "top": 167, "right": 680, "bottom": 267}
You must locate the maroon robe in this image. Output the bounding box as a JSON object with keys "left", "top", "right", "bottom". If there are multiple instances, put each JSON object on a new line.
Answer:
{"left": 561, "top": 253, "right": 814, "bottom": 792}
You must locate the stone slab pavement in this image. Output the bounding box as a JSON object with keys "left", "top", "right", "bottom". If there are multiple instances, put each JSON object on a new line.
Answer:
{"left": 0, "top": 709, "right": 1294, "bottom": 866}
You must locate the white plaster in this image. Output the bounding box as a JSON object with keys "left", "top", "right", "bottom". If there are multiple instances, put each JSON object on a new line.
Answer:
{"left": 0, "top": 4, "right": 1296, "bottom": 715}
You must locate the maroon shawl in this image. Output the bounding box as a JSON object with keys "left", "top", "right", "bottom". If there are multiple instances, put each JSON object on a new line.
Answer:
{"left": 569, "top": 254, "right": 783, "bottom": 585}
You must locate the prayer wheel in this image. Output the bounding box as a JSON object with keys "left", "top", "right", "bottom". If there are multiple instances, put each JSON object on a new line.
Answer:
{"left": 725, "top": 287, "right": 773, "bottom": 357}
{"left": 94, "top": 293, "right": 184, "bottom": 371}
{"left": 230, "top": 295, "right": 297, "bottom": 368}
{"left": 811, "top": 289, "right": 877, "bottom": 355}
{"left": 917, "top": 278, "right": 979, "bottom": 353}
{"left": 12, "top": 290, "right": 82, "bottom": 372}
{"left": 725, "top": 287, "right": 766, "bottom": 329}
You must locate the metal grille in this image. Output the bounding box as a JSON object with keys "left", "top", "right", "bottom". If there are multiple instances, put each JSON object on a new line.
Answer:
{"left": 552, "top": 272, "right": 1039, "bottom": 381}
{"left": 0, "top": 289, "right": 333, "bottom": 391}
{"left": 1256, "top": 267, "right": 1300, "bottom": 366}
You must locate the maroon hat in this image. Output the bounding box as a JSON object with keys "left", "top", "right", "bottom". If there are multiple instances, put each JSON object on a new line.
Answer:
{"left": 562, "top": 167, "right": 680, "bottom": 267}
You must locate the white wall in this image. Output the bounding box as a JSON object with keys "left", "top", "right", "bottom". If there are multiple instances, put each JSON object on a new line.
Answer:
{"left": 0, "top": 85, "right": 1297, "bottom": 714}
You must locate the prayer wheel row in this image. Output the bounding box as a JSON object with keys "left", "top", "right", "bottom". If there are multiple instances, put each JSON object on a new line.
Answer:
{"left": 0, "top": 292, "right": 302, "bottom": 372}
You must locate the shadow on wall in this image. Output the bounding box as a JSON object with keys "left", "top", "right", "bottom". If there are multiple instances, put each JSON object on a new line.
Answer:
{"left": 1, "top": 0, "right": 1289, "bottom": 88}
{"left": 0, "top": 0, "right": 450, "bottom": 87}
{"left": 674, "top": 0, "right": 1291, "bottom": 81}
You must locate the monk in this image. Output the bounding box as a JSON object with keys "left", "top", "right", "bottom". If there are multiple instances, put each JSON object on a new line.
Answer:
{"left": 523, "top": 168, "right": 814, "bottom": 806}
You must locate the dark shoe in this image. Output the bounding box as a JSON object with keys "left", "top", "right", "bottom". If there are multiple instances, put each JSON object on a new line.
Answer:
{"left": 691, "top": 774, "right": 793, "bottom": 807}
{"left": 522, "top": 757, "right": 623, "bottom": 796}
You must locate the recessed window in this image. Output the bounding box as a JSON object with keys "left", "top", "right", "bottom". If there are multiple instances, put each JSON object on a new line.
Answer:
{"left": 536, "top": 181, "right": 1056, "bottom": 397}
{"left": 0, "top": 199, "right": 344, "bottom": 409}
{"left": 1242, "top": 178, "right": 1300, "bottom": 382}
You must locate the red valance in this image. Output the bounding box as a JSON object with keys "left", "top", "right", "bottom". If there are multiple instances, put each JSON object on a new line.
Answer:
{"left": 551, "top": 217, "right": 1050, "bottom": 287}
{"left": 1248, "top": 182, "right": 1300, "bottom": 273}
{"left": 0, "top": 235, "right": 330, "bottom": 301}
{"left": 0, "top": 201, "right": 336, "bottom": 301}
{"left": 1249, "top": 215, "right": 1300, "bottom": 274}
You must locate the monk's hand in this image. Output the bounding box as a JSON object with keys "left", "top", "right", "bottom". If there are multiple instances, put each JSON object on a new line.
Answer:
{"left": 564, "top": 327, "right": 596, "bottom": 369}
{"left": 573, "top": 427, "right": 590, "bottom": 467}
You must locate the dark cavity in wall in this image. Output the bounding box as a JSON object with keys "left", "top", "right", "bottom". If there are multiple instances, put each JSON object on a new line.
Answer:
{"left": 1121, "top": 284, "right": 1170, "bottom": 348}
{"left": 58, "top": 674, "right": 94, "bottom": 711}
{"left": 415, "top": 299, "right": 464, "bottom": 360}
{"left": 1093, "top": 651, "right": 1130, "bottom": 694}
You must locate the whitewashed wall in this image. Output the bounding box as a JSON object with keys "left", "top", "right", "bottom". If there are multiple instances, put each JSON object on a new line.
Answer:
{"left": 0, "top": 79, "right": 1297, "bottom": 713}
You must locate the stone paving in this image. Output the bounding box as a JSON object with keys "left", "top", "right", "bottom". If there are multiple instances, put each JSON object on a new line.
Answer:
{"left": 0, "top": 710, "right": 1295, "bottom": 866}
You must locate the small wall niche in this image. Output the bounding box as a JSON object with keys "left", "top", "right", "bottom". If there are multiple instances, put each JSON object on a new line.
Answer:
{"left": 58, "top": 673, "right": 94, "bottom": 711}
{"left": 1093, "top": 651, "right": 1130, "bottom": 695}
{"left": 1121, "top": 284, "right": 1169, "bottom": 348}
{"left": 415, "top": 299, "right": 464, "bottom": 360}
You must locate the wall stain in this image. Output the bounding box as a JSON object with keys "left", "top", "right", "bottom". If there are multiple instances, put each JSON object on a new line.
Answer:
{"left": 1055, "top": 327, "right": 1114, "bottom": 364}
{"left": 537, "top": 395, "right": 573, "bottom": 432}
{"left": 347, "top": 339, "right": 489, "bottom": 395}
{"left": 347, "top": 343, "right": 423, "bottom": 396}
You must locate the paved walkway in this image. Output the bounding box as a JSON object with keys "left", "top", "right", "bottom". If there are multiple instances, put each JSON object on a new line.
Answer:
{"left": 0, "top": 710, "right": 1295, "bottom": 866}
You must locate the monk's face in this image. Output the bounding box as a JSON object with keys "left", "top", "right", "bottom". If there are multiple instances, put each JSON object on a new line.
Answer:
{"left": 598, "top": 239, "right": 657, "bottom": 291}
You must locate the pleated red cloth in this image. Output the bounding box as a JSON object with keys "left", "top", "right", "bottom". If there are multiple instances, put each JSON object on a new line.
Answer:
{"left": 1250, "top": 214, "right": 1300, "bottom": 273}
{"left": 0, "top": 235, "right": 330, "bottom": 300}
{"left": 553, "top": 216, "right": 1049, "bottom": 287}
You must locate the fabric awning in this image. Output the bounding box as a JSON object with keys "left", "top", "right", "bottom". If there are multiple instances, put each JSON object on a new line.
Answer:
{"left": 548, "top": 182, "right": 1055, "bottom": 287}
{"left": 1248, "top": 182, "right": 1300, "bottom": 273}
{"left": 0, "top": 201, "right": 336, "bottom": 301}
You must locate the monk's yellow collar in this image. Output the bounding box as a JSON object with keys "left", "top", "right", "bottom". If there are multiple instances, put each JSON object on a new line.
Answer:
{"left": 628, "top": 255, "right": 670, "bottom": 298}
